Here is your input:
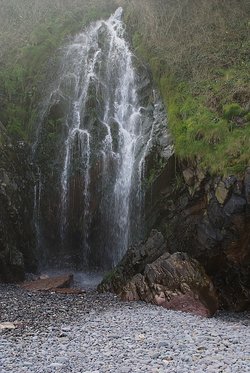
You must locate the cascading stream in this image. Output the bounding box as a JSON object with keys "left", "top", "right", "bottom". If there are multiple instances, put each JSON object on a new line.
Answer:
{"left": 59, "top": 7, "right": 142, "bottom": 266}
{"left": 33, "top": 7, "right": 173, "bottom": 271}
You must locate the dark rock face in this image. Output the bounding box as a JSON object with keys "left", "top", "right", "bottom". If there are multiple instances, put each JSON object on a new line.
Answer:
{"left": 245, "top": 167, "right": 250, "bottom": 207}
{"left": 99, "top": 230, "right": 218, "bottom": 317}
{"left": 154, "top": 164, "right": 250, "bottom": 311}
{"left": 99, "top": 161, "right": 250, "bottom": 313}
{"left": 121, "top": 252, "right": 218, "bottom": 317}
{"left": 0, "top": 142, "right": 37, "bottom": 282}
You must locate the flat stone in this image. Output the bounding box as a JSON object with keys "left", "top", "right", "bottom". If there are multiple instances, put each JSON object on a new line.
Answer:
{"left": 0, "top": 322, "right": 16, "bottom": 330}
{"left": 22, "top": 274, "right": 73, "bottom": 292}
{"left": 48, "top": 363, "right": 64, "bottom": 368}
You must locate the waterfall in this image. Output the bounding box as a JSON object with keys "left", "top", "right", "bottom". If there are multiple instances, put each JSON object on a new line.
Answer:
{"left": 33, "top": 8, "right": 173, "bottom": 271}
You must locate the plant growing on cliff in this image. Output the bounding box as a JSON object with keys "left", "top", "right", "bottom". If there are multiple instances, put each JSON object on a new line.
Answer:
{"left": 0, "top": 0, "right": 118, "bottom": 141}
{"left": 122, "top": 0, "right": 250, "bottom": 176}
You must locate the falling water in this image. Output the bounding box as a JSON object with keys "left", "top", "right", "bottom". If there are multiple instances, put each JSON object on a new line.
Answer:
{"left": 33, "top": 8, "right": 173, "bottom": 270}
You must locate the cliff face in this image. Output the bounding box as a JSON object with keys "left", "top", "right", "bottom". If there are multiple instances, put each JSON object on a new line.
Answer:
{"left": 0, "top": 3, "right": 249, "bottom": 314}
{"left": 163, "top": 164, "right": 250, "bottom": 311}
{"left": 97, "top": 0, "right": 250, "bottom": 312}
{"left": 0, "top": 139, "right": 36, "bottom": 282}
{"left": 100, "top": 160, "right": 250, "bottom": 312}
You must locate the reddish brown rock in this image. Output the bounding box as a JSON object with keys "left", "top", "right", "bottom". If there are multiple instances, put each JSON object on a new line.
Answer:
{"left": 22, "top": 274, "right": 73, "bottom": 292}
{"left": 121, "top": 252, "right": 218, "bottom": 317}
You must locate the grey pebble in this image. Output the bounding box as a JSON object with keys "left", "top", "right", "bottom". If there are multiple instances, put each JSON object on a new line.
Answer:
{"left": 0, "top": 284, "right": 249, "bottom": 373}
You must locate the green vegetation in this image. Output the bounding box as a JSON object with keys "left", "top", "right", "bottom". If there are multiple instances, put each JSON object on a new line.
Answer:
{"left": 0, "top": 0, "right": 249, "bottom": 176}
{"left": 122, "top": 0, "right": 250, "bottom": 176}
{"left": 0, "top": 0, "right": 117, "bottom": 140}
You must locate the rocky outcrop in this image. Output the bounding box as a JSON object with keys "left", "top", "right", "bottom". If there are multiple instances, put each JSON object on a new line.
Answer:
{"left": 146, "top": 161, "right": 250, "bottom": 311}
{"left": 100, "top": 159, "right": 250, "bottom": 313}
{"left": 99, "top": 231, "right": 218, "bottom": 317}
{"left": 98, "top": 230, "right": 167, "bottom": 293}
{"left": 121, "top": 252, "right": 218, "bottom": 317}
{"left": 0, "top": 141, "right": 36, "bottom": 282}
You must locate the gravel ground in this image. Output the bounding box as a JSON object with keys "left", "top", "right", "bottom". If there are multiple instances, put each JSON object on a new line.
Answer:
{"left": 0, "top": 284, "right": 249, "bottom": 373}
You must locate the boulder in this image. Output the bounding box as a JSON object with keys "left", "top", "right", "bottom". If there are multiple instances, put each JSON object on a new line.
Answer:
{"left": 121, "top": 252, "right": 218, "bottom": 317}
{"left": 22, "top": 274, "right": 73, "bottom": 292}
{"left": 98, "top": 230, "right": 166, "bottom": 293}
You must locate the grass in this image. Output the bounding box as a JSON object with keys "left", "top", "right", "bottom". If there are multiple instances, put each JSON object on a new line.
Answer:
{"left": 124, "top": 1, "right": 250, "bottom": 177}
{"left": 1, "top": 0, "right": 249, "bottom": 177}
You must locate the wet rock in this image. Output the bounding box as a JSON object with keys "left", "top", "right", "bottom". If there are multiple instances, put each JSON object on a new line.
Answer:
{"left": 98, "top": 230, "right": 166, "bottom": 293}
{"left": 140, "top": 160, "right": 250, "bottom": 311}
{"left": 121, "top": 252, "right": 218, "bottom": 317}
{"left": 22, "top": 274, "right": 73, "bottom": 292}
{"left": 0, "top": 141, "right": 36, "bottom": 282}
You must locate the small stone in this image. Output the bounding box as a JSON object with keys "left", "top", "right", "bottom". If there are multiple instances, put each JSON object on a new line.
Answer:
{"left": 151, "top": 352, "right": 161, "bottom": 359}
{"left": 0, "top": 322, "right": 16, "bottom": 330}
{"left": 215, "top": 181, "right": 229, "bottom": 204}
{"left": 48, "top": 363, "right": 64, "bottom": 368}
{"left": 158, "top": 341, "right": 169, "bottom": 347}
{"left": 61, "top": 326, "right": 71, "bottom": 332}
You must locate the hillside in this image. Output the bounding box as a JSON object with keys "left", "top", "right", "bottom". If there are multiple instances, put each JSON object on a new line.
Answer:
{"left": 122, "top": 0, "right": 250, "bottom": 175}
{"left": 0, "top": 0, "right": 249, "bottom": 176}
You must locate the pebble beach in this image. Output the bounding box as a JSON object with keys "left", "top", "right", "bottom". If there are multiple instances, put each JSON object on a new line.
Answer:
{"left": 0, "top": 284, "right": 249, "bottom": 373}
